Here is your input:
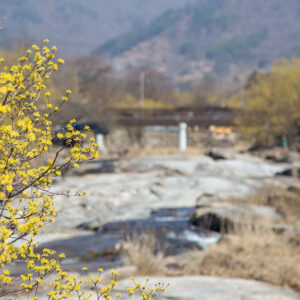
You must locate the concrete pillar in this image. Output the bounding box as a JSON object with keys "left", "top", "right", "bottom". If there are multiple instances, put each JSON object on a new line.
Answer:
{"left": 179, "top": 122, "right": 187, "bottom": 151}
{"left": 96, "top": 133, "right": 106, "bottom": 153}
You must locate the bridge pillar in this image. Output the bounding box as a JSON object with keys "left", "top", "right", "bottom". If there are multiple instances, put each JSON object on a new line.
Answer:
{"left": 179, "top": 122, "right": 187, "bottom": 151}
{"left": 96, "top": 133, "right": 106, "bottom": 153}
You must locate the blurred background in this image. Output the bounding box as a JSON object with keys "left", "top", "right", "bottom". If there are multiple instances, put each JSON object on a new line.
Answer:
{"left": 2, "top": 1, "right": 300, "bottom": 299}
{"left": 2, "top": 0, "right": 300, "bottom": 150}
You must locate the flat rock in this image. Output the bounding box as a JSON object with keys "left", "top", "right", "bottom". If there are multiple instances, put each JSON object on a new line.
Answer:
{"left": 46, "top": 153, "right": 299, "bottom": 233}
{"left": 116, "top": 276, "right": 300, "bottom": 300}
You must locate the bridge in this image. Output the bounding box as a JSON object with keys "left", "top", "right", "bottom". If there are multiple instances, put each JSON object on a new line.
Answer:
{"left": 114, "top": 105, "right": 236, "bottom": 127}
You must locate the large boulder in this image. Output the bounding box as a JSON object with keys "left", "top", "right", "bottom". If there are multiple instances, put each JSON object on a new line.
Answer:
{"left": 205, "top": 150, "right": 226, "bottom": 160}
{"left": 276, "top": 168, "right": 300, "bottom": 177}
{"left": 190, "top": 202, "right": 279, "bottom": 232}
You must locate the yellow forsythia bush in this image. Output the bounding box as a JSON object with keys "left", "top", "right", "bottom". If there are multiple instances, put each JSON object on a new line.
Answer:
{"left": 0, "top": 41, "right": 168, "bottom": 299}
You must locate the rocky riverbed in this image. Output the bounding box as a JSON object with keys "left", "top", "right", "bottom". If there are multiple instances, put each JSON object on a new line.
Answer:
{"left": 12, "top": 150, "right": 300, "bottom": 299}
{"left": 49, "top": 152, "right": 299, "bottom": 229}
{"left": 34, "top": 152, "right": 299, "bottom": 266}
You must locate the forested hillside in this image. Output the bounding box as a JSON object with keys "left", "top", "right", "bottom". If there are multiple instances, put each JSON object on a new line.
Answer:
{"left": 0, "top": 0, "right": 195, "bottom": 55}
{"left": 1, "top": 0, "right": 300, "bottom": 81}
{"left": 95, "top": 0, "right": 300, "bottom": 81}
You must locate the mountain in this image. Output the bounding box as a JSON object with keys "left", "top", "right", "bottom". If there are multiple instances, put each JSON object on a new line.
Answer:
{"left": 0, "top": 0, "right": 196, "bottom": 55}
{"left": 95, "top": 0, "right": 300, "bottom": 82}
{"left": 2, "top": 0, "right": 300, "bottom": 82}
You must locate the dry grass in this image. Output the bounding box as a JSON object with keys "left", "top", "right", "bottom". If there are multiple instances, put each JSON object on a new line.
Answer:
{"left": 183, "top": 221, "right": 300, "bottom": 291}
{"left": 119, "top": 186, "right": 300, "bottom": 291}
{"left": 183, "top": 187, "right": 300, "bottom": 291}
{"left": 121, "top": 233, "right": 166, "bottom": 276}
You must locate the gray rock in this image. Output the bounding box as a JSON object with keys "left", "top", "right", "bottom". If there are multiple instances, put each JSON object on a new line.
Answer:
{"left": 276, "top": 168, "right": 300, "bottom": 177}
{"left": 240, "top": 204, "right": 280, "bottom": 219}
{"left": 45, "top": 153, "right": 299, "bottom": 235}
{"left": 116, "top": 276, "right": 300, "bottom": 300}
{"left": 205, "top": 150, "right": 226, "bottom": 160}
{"left": 190, "top": 202, "right": 279, "bottom": 232}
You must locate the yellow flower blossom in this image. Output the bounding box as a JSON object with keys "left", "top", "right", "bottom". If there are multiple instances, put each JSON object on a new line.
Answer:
{"left": 0, "top": 41, "right": 165, "bottom": 300}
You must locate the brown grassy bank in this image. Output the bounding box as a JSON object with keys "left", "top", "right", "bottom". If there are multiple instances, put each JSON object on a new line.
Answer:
{"left": 122, "top": 186, "right": 300, "bottom": 291}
